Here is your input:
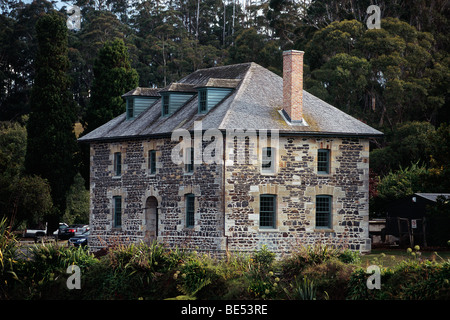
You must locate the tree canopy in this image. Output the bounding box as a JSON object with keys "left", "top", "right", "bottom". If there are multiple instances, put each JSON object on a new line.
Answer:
{"left": 0, "top": 0, "right": 448, "bottom": 224}
{"left": 24, "top": 10, "right": 78, "bottom": 231}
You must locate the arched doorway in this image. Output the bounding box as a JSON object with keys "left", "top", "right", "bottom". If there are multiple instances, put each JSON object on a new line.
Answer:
{"left": 144, "top": 196, "right": 158, "bottom": 244}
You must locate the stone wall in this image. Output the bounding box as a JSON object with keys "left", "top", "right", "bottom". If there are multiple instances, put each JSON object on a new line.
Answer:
{"left": 88, "top": 134, "right": 371, "bottom": 255}
{"left": 88, "top": 138, "right": 226, "bottom": 252}
{"left": 224, "top": 136, "right": 371, "bottom": 255}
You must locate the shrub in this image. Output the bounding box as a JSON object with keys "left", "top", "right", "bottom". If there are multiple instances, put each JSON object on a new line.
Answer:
{"left": 0, "top": 218, "right": 20, "bottom": 299}
{"left": 301, "top": 258, "right": 355, "bottom": 299}
{"left": 338, "top": 249, "right": 361, "bottom": 264}
{"left": 245, "top": 246, "right": 280, "bottom": 299}
{"left": 280, "top": 244, "right": 357, "bottom": 281}
{"left": 347, "top": 260, "right": 450, "bottom": 300}
{"left": 17, "top": 243, "right": 98, "bottom": 299}
{"left": 284, "top": 276, "right": 318, "bottom": 300}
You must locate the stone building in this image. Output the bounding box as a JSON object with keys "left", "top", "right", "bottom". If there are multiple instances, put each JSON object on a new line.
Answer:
{"left": 79, "top": 50, "right": 382, "bottom": 255}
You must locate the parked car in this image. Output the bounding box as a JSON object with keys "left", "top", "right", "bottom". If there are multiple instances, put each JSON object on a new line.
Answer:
{"left": 65, "top": 224, "right": 89, "bottom": 238}
{"left": 55, "top": 223, "right": 69, "bottom": 239}
{"left": 24, "top": 222, "right": 68, "bottom": 242}
{"left": 57, "top": 224, "right": 73, "bottom": 240}
{"left": 68, "top": 230, "right": 90, "bottom": 247}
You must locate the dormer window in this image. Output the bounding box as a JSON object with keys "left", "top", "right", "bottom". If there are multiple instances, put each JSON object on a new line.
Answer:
{"left": 162, "top": 94, "right": 170, "bottom": 116}
{"left": 123, "top": 87, "right": 161, "bottom": 120}
{"left": 160, "top": 83, "right": 196, "bottom": 117}
{"left": 126, "top": 98, "right": 134, "bottom": 119}
{"left": 196, "top": 78, "right": 240, "bottom": 114}
{"left": 199, "top": 90, "right": 207, "bottom": 113}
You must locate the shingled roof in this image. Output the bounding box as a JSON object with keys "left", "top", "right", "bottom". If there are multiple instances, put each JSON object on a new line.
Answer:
{"left": 79, "top": 62, "right": 382, "bottom": 142}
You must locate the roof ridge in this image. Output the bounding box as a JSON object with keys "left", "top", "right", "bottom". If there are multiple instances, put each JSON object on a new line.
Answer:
{"left": 193, "top": 61, "right": 254, "bottom": 73}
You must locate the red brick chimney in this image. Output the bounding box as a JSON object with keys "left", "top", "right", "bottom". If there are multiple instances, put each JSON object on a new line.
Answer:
{"left": 282, "top": 50, "right": 304, "bottom": 124}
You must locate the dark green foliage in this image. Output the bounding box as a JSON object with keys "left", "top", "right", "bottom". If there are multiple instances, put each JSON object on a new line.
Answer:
{"left": 25, "top": 11, "right": 78, "bottom": 225}
{"left": 0, "top": 217, "right": 19, "bottom": 299}
{"left": 1, "top": 234, "right": 449, "bottom": 300}
{"left": 348, "top": 260, "right": 450, "bottom": 300}
{"left": 83, "top": 38, "right": 139, "bottom": 133}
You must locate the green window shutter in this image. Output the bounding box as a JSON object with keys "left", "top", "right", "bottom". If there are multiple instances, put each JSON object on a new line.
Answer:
{"left": 199, "top": 89, "right": 207, "bottom": 113}
{"left": 114, "top": 152, "right": 122, "bottom": 176}
{"left": 126, "top": 98, "right": 134, "bottom": 119}
{"left": 316, "top": 195, "right": 332, "bottom": 228}
{"left": 260, "top": 194, "right": 276, "bottom": 228}
{"left": 113, "top": 196, "right": 122, "bottom": 228}
{"left": 149, "top": 150, "right": 156, "bottom": 174}
{"left": 186, "top": 194, "right": 195, "bottom": 228}
{"left": 162, "top": 94, "right": 169, "bottom": 116}
{"left": 317, "top": 149, "right": 330, "bottom": 174}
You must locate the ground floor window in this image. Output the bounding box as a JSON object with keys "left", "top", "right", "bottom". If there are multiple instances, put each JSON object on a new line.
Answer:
{"left": 113, "top": 196, "right": 122, "bottom": 228}
{"left": 186, "top": 194, "right": 195, "bottom": 228}
{"left": 260, "top": 194, "right": 276, "bottom": 229}
{"left": 316, "top": 195, "right": 332, "bottom": 228}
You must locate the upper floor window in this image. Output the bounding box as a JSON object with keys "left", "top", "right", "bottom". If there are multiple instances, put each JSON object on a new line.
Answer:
{"left": 317, "top": 149, "right": 330, "bottom": 174}
{"left": 149, "top": 150, "right": 156, "bottom": 174}
{"left": 114, "top": 152, "right": 122, "bottom": 176}
{"left": 260, "top": 194, "right": 276, "bottom": 229}
{"left": 185, "top": 147, "right": 194, "bottom": 173}
{"left": 261, "top": 147, "right": 275, "bottom": 173}
{"left": 316, "top": 195, "right": 332, "bottom": 229}
{"left": 185, "top": 193, "right": 195, "bottom": 228}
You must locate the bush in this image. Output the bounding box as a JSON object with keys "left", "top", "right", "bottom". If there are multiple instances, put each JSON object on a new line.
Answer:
{"left": 0, "top": 217, "right": 19, "bottom": 299}
{"left": 284, "top": 276, "right": 317, "bottom": 300}
{"left": 2, "top": 239, "right": 449, "bottom": 300}
{"left": 301, "top": 258, "right": 355, "bottom": 299}
{"left": 280, "top": 244, "right": 358, "bottom": 281}
{"left": 17, "top": 243, "right": 98, "bottom": 299}
{"left": 245, "top": 246, "right": 281, "bottom": 299}
{"left": 172, "top": 253, "right": 227, "bottom": 299}
{"left": 347, "top": 260, "right": 450, "bottom": 300}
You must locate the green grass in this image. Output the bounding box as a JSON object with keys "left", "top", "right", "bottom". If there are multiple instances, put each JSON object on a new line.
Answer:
{"left": 361, "top": 249, "right": 450, "bottom": 268}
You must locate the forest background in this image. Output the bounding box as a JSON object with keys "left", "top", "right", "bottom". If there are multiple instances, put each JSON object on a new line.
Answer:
{"left": 0, "top": 0, "right": 448, "bottom": 232}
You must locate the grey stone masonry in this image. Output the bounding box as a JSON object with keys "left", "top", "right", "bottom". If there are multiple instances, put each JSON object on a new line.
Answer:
{"left": 224, "top": 136, "right": 371, "bottom": 255}
{"left": 88, "top": 133, "right": 371, "bottom": 255}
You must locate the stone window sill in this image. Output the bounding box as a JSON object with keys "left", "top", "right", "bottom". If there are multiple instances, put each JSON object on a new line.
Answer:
{"left": 258, "top": 228, "right": 279, "bottom": 232}
{"left": 314, "top": 228, "right": 334, "bottom": 233}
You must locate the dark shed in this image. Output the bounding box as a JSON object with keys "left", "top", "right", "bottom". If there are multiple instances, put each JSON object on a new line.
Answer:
{"left": 383, "top": 193, "right": 450, "bottom": 247}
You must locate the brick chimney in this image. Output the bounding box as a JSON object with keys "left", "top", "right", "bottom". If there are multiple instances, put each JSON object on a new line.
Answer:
{"left": 282, "top": 50, "right": 304, "bottom": 124}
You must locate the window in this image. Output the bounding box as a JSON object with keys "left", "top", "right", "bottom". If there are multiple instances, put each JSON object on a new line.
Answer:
{"left": 149, "top": 150, "right": 156, "bottom": 174}
{"left": 186, "top": 194, "right": 195, "bottom": 228}
{"left": 114, "top": 152, "right": 122, "bottom": 176}
{"left": 260, "top": 195, "right": 276, "bottom": 229}
{"left": 262, "top": 147, "right": 275, "bottom": 173}
{"left": 199, "top": 90, "right": 207, "bottom": 113}
{"left": 185, "top": 147, "right": 194, "bottom": 173}
{"left": 162, "top": 95, "right": 169, "bottom": 116}
{"left": 113, "top": 196, "right": 122, "bottom": 228}
{"left": 126, "top": 98, "right": 134, "bottom": 119}
{"left": 317, "top": 149, "right": 330, "bottom": 174}
{"left": 316, "top": 195, "right": 332, "bottom": 229}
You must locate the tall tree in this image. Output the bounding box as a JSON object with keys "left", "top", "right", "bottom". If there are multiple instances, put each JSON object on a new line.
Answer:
{"left": 82, "top": 38, "right": 139, "bottom": 133}
{"left": 80, "top": 38, "right": 138, "bottom": 185}
{"left": 25, "top": 11, "right": 78, "bottom": 232}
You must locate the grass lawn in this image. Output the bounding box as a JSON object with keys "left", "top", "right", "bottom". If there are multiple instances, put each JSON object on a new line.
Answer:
{"left": 360, "top": 248, "right": 450, "bottom": 268}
